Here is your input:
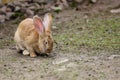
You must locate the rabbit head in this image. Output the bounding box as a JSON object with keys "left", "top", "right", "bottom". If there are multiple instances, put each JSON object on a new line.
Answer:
{"left": 33, "top": 13, "right": 53, "bottom": 54}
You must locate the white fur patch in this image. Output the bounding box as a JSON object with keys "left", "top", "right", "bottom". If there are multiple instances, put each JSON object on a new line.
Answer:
{"left": 23, "top": 50, "right": 29, "bottom": 56}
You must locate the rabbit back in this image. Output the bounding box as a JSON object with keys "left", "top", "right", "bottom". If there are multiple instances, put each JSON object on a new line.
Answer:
{"left": 14, "top": 18, "right": 39, "bottom": 47}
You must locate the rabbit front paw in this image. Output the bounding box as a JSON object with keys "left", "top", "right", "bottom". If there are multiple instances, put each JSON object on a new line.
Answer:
{"left": 23, "top": 50, "right": 30, "bottom": 56}
{"left": 30, "top": 52, "right": 37, "bottom": 58}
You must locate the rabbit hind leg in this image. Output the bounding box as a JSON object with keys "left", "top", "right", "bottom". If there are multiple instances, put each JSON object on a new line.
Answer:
{"left": 16, "top": 43, "right": 30, "bottom": 56}
{"left": 16, "top": 43, "right": 25, "bottom": 53}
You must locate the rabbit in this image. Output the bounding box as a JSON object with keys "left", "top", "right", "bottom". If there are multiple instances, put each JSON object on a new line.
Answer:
{"left": 14, "top": 13, "right": 53, "bottom": 57}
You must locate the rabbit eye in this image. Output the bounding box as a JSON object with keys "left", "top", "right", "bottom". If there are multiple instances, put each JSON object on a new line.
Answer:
{"left": 45, "top": 42, "right": 48, "bottom": 44}
{"left": 44, "top": 40, "right": 48, "bottom": 45}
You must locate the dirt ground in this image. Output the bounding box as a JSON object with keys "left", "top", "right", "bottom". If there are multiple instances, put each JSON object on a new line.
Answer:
{"left": 0, "top": 0, "right": 120, "bottom": 80}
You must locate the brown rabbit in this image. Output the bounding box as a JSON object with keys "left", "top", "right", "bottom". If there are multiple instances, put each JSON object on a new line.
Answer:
{"left": 14, "top": 13, "right": 53, "bottom": 57}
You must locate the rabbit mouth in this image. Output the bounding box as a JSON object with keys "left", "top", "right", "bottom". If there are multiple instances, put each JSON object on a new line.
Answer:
{"left": 46, "top": 49, "right": 52, "bottom": 53}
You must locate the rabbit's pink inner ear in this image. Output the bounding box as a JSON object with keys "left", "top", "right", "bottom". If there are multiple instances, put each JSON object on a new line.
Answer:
{"left": 33, "top": 16, "right": 44, "bottom": 34}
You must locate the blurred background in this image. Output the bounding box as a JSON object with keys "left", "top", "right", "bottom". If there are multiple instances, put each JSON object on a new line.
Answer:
{"left": 0, "top": 0, "right": 120, "bottom": 22}
{"left": 0, "top": 0, "right": 120, "bottom": 80}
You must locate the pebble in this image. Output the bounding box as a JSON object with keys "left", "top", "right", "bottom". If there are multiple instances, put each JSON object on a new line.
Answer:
{"left": 66, "top": 62, "right": 78, "bottom": 68}
{"left": 28, "top": 6, "right": 36, "bottom": 10}
{"left": 0, "top": 15, "right": 5, "bottom": 23}
{"left": 52, "top": 58, "right": 69, "bottom": 65}
{"left": 6, "top": 12, "right": 14, "bottom": 20}
{"left": 56, "top": 66, "right": 66, "bottom": 71}
{"left": 110, "top": 8, "right": 120, "bottom": 13}
{"left": 108, "top": 55, "right": 120, "bottom": 60}
{"left": 51, "top": 5, "right": 63, "bottom": 11}
{"left": 91, "top": 0, "right": 97, "bottom": 3}
{"left": 13, "top": 1, "right": 21, "bottom": 6}
{"left": 52, "top": 26, "right": 57, "bottom": 29}
{"left": 15, "top": 6, "right": 21, "bottom": 11}
{"left": 26, "top": 9, "right": 34, "bottom": 17}
{"left": 1, "top": 6, "right": 7, "bottom": 13}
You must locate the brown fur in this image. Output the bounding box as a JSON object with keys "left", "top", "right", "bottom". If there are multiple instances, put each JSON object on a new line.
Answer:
{"left": 14, "top": 13, "right": 53, "bottom": 57}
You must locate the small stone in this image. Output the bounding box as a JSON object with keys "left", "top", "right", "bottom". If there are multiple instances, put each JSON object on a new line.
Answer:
{"left": 91, "top": 0, "right": 97, "bottom": 3}
{"left": 52, "top": 26, "right": 57, "bottom": 29}
{"left": 83, "top": 15, "right": 88, "bottom": 19}
{"left": 67, "top": 62, "right": 78, "bottom": 68}
{"left": 7, "top": 2, "right": 15, "bottom": 11}
{"left": 51, "top": 5, "right": 63, "bottom": 11}
{"left": 1, "top": 6, "right": 7, "bottom": 13}
{"left": 0, "top": 4, "right": 4, "bottom": 8}
{"left": 23, "top": 2, "right": 29, "bottom": 7}
{"left": 108, "top": 55, "right": 120, "bottom": 60}
{"left": 20, "top": 2, "right": 29, "bottom": 7}
{"left": 7, "top": 2, "right": 14, "bottom": 7}
{"left": 13, "top": 1, "right": 21, "bottom": 6}
{"left": 0, "top": 15, "right": 6, "bottom": 23}
{"left": 6, "top": 7, "right": 12, "bottom": 12}
{"left": 110, "top": 8, "right": 120, "bottom": 13}
{"left": 57, "top": 66, "right": 66, "bottom": 71}
{"left": 15, "top": 6, "right": 21, "bottom": 11}
{"left": 6, "top": 12, "right": 15, "bottom": 20}
{"left": 20, "top": 4, "right": 26, "bottom": 8}
{"left": 61, "top": 0, "right": 69, "bottom": 8}
{"left": 28, "top": 6, "right": 36, "bottom": 10}
{"left": 21, "top": 8, "right": 26, "bottom": 13}
{"left": 26, "top": 9, "right": 34, "bottom": 17}
{"left": 33, "top": 3, "right": 40, "bottom": 9}
{"left": 52, "top": 58, "right": 69, "bottom": 65}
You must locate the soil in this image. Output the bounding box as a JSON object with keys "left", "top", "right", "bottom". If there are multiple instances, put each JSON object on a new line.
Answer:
{"left": 0, "top": 0, "right": 120, "bottom": 80}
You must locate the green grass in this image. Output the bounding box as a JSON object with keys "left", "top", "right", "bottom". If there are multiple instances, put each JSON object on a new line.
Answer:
{"left": 0, "top": 14, "right": 119, "bottom": 54}
{"left": 54, "top": 17, "right": 120, "bottom": 53}
{"left": 0, "top": 39, "right": 15, "bottom": 48}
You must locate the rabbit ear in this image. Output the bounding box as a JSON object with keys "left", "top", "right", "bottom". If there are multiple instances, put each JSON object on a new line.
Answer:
{"left": 33, "top": 15, "right": 45, "bottom": 34}
{"left": 43, "top": 13, "right": 52, "bottom": 32}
